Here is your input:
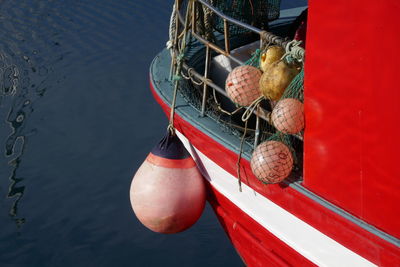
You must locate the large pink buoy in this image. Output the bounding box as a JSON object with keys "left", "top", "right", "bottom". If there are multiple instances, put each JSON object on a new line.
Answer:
{"left": 130, "top": 132, "right": 206, "bottom": 234}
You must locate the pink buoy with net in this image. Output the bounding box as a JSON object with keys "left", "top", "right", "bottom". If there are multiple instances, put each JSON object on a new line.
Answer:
{"left": 271, "top": 98, "right": 304, "bottom": 134}
{"left": 250, "top": 140, "right": 294, "bottom": 184}
{"left": 225, "top": 65, "right": 262, "bottom": 106}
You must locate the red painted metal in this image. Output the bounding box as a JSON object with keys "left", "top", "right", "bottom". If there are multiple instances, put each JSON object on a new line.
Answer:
{"left": 207, "top": 184, "right": 315, "bottom": 266}
{"left": 304, "top": 0, "right": 400, "bottom": 239}
{"left": 150, "top": 78, "right": 400, "bottom": 266}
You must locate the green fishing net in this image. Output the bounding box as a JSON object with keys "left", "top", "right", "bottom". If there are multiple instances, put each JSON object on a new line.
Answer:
{"left": 281, "top": 67, "right": 304, "bottom": 102}
{"left": 246, "top": 54, "right": 304, "bottom": 182}
{"left": 211, "top": 0, "right": 281, "bottom": 36}
{"left": 244, "top": 48, "right": 262, "bottom": 67}
{"left": 267, "top": 132, "right": 297, "bottom": 160}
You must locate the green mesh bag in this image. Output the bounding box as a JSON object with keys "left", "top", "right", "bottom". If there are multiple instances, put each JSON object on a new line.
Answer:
{"left": 269, "top": 132, "right": 299, "bottom": 166}
{"left": 281, "top": 67, "right": 304, "bottom": 102}
{"left": 270, "top": 66, "right": 304, "bottom": 136}
{"left": 211, "top": 0, "right": 281, "bottom": 36}
{"left": 244, "top": 48, "right": 262, "bottom": 67}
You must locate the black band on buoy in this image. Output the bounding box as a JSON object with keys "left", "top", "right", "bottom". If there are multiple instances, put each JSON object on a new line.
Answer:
{"left": 151, "top": 132, "right": 191, "bottom": 160}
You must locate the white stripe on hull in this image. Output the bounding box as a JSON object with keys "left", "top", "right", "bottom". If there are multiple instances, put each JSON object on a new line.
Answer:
{"left": 176, "top": 131, "right": 376, "bottom": 267}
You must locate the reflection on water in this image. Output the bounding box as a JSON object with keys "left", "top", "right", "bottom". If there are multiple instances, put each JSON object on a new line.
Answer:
{"left": 0, "top": 0, "right": 72, "bottom": 229}
{"left": 7, "top": 155, "right": 26, "bottom": 227}
{"left": 0, "top": 1, "right": 243, "bottom": 266}
{"left": 0, "top": 30, "right": 59, "bottom": 227}
{"left": 1, "top": 52, "right": 27, "bottom": 227}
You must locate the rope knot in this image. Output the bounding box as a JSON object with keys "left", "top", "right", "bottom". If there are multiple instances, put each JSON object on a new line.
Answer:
{"left": 285, "top": 40, "right": 304, "bottom": 61}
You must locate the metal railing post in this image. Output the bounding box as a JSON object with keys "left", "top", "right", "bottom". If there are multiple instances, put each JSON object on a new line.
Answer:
{"left": 223, "top": 19, "right": 230, "bottom": 54}
{"left": 191, "top": 0, "right": 196, "bottom": 33}
{"left": 254, "top": 106, "right": 261, "bottom": 149}
{"left": 201, "top": 45, "right": 210, "bottom": 116}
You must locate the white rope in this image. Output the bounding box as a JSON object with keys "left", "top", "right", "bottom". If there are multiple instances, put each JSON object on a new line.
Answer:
{"left": 167, "top": 3, "right": 177, "bottom": 54}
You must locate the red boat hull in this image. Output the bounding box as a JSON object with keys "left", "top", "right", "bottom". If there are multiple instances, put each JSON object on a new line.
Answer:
{"left": 207, "top": 186, "right": 315, "bottom": 266}
{"left": 150, "top": 76, "right": 399, "bottom": 266}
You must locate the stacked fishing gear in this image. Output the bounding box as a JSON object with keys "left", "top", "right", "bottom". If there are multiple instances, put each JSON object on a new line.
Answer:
{"left": 226, "top": 44, "right": 304, "bottom": 184}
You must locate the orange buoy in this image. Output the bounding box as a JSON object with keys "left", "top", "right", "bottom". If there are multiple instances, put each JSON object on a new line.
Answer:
{"left": 225, "top": 65, "right": 262, "bottom": 106}
{"left": 130, "top": 133, "right": 206, "bottom": 234}
{"left": 271, "top": 98, "right": 304, "bottom": 134}
{"left": 250, "top": 140, "right": 293, "bottom": 184}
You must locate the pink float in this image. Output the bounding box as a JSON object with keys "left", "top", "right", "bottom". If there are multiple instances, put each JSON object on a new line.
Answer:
{"left": 225, "top": 65, "right": 262, "bottom": 106}
{"left": 250, "top": 140, "right": 294, "bottom": 184}
{"left": 130, "top": 133, "right": 206, "bottom": 234}
{"left": 271, "top": 98, "right": 304, "bottom": 134}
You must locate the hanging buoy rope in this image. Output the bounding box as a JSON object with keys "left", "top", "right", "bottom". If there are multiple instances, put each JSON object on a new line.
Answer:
{"left": 130, "top": 0, "right": 206, "bottom": 234}
{"left": 167, "top": 53, "right": 183, "bottom": 136}
{"left": 168, "top": 0, "right": 194, "bottom": 134}
{"left": 236, "top": 120, "right": 248, "bottom": 192}
{"left": 235, "top": 95, "right": 264, "bottom": 192}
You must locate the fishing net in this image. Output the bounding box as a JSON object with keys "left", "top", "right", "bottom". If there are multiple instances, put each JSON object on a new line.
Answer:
{"left": 244, "top": 44, "right": 282, "bottom": 68}
{"left": 172, "top": 0, "right": 305, "bottom": 185}
{"left": 251, "top": 128, "right": 305, "bottom": 184}
{"left": 250, "top": 138, "right": 294, "bottom": 184}
{"left": 266, "top": 63, "right": 304, "bottom": 131}
{"left": 244, "top": 52, "right": 304, "bottom": 184}
{"left": 225, "top": 65, "right": 262, "bottom": 106}
{"left": 244, "top": 48, "right": 262, "bottom": 67}
{"left": 211, "top": 0, "right": 281, "bottom": 36}
{"left": 262, "top": 65, "right": 304, "bottom": 182}
{"left": 281, "top": 67, "right": 304, "bottom": 102}
{"left": 271, "top": 97, "right": 304, "bottom": 134}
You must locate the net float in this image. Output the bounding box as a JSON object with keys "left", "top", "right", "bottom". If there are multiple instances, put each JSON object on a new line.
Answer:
{"left": 260, "top": 45, "right": 285, "bottom": 73}
{"left": 259, "top": 60, "right": 300, "bottom": 101}
{"left": 250, "top": 140, "right": 294, "bottom": 184}
{"left": 130, "top": 132, "right": 206, "bottom": 234}
{"left": 225, "top": 65, "right": 262, "bottom": 106}
{"left": 271, "top": 98, "right": 304, "bottom": 134}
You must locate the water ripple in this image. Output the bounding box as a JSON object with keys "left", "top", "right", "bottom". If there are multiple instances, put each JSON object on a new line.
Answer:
{"left": 0, "top": 1, "right": 243, "bottom": 266}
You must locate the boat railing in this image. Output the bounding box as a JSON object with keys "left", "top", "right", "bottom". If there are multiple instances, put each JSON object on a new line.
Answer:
{"left": 170, "top": 0, "right": 304, "bottom": 145}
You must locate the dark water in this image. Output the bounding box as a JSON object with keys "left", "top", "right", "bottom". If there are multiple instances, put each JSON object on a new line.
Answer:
{"left": 0, "top": 1, "right": 241, "bottom": 266}
{"left": 0, "top": 1, "right": 306, "bottom": 266}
